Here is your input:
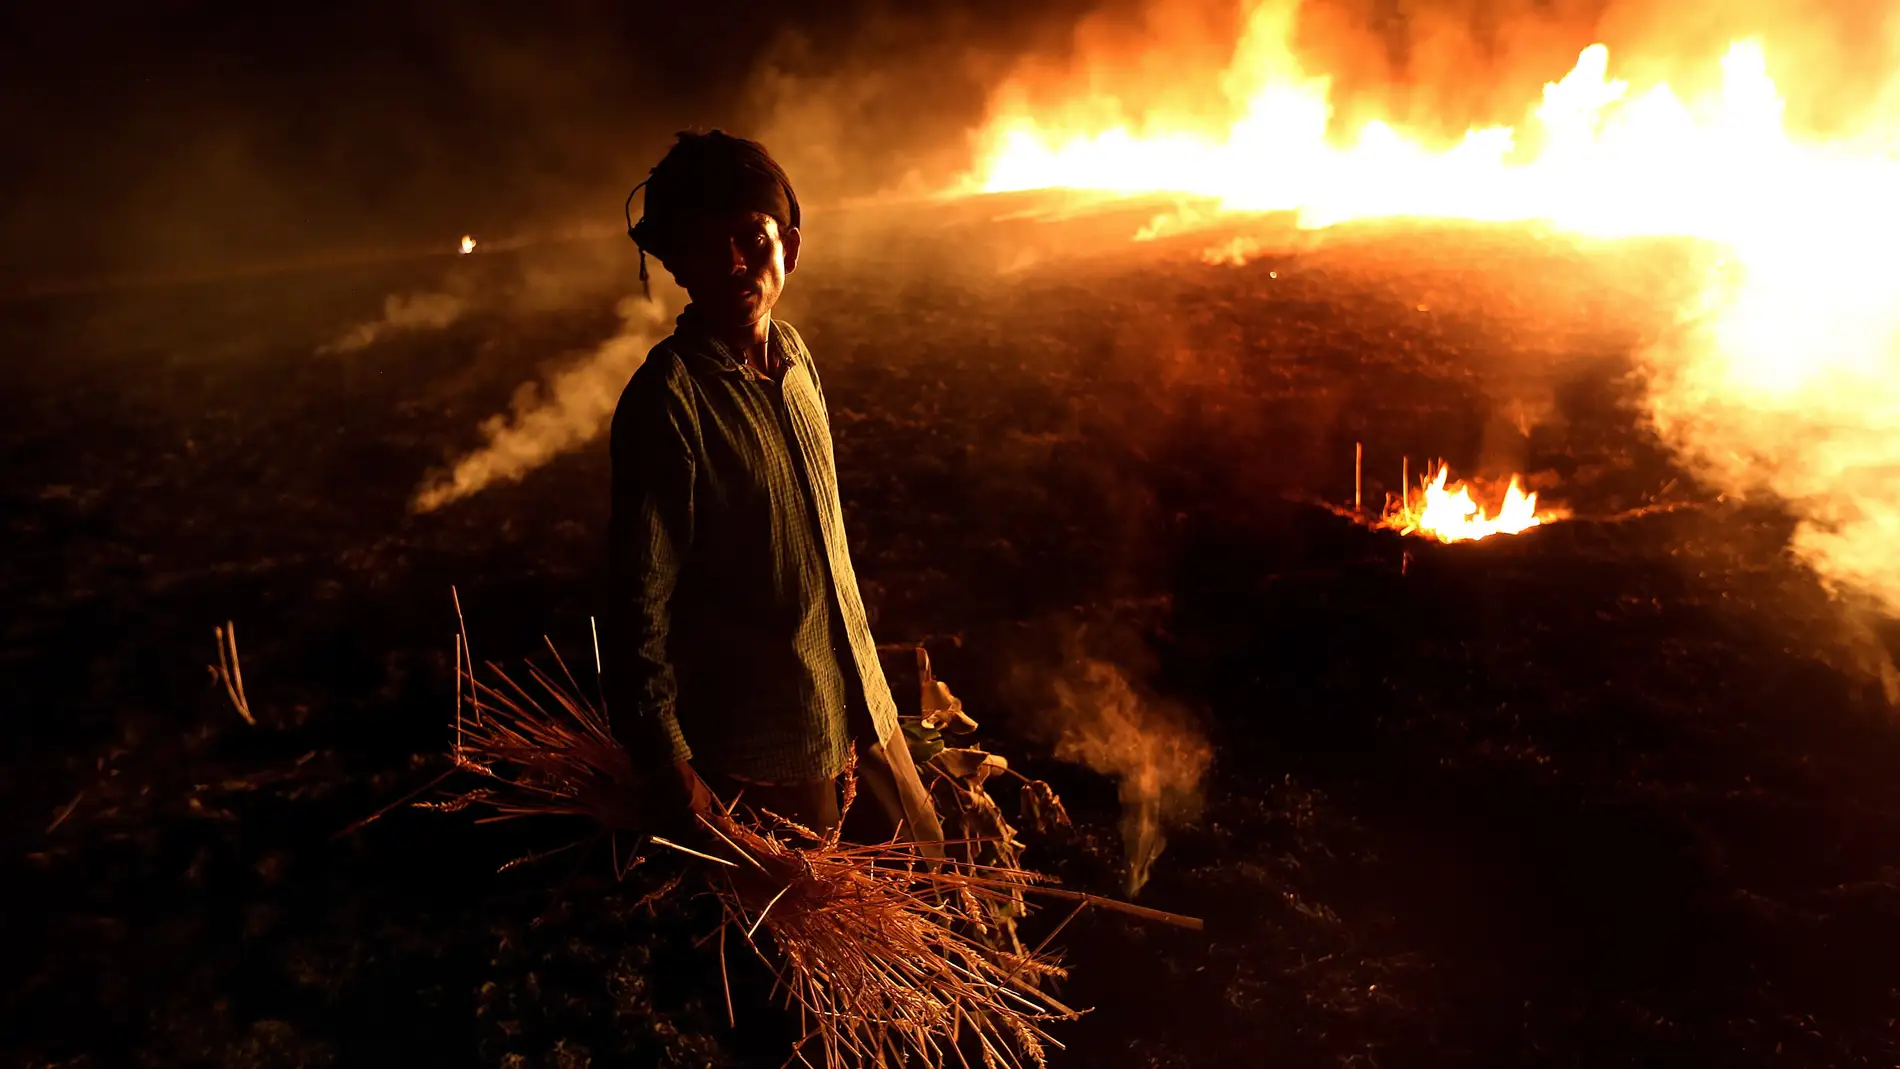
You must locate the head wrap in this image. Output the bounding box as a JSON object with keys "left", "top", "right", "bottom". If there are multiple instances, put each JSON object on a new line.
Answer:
{"left": 625, "top": 130, "right": 800, "bottom": 295}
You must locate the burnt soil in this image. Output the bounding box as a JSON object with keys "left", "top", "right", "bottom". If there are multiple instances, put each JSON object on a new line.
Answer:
{"left": 6, "top": 199, "right": 1900, "bottom": 1068}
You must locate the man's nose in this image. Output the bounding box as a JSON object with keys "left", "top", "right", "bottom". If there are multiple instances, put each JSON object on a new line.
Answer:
{"left": 727, "top": 237, "right": 748, "bottom": 274}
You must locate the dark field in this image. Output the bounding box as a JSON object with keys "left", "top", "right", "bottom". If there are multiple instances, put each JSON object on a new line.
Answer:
{"left": 7, "top": 199, "right": 1900, "bottom": 1067}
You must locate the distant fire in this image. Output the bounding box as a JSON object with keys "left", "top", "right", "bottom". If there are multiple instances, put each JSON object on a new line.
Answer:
{"left": 969, "top": 26, "right": 1842, "bottom": 245}
{"left": 1381, "top": 465, "right": 1562, "bottom": 544}
{"left": 459, "top": 235, "right": 477, "bottom": 255}
{"left": 962, "top": 6, "right": 1900, "bottom": 610}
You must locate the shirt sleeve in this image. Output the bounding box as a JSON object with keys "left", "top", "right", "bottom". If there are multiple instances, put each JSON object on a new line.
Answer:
{"left": 604, "top": 353, "right": 695, "bottom": 766}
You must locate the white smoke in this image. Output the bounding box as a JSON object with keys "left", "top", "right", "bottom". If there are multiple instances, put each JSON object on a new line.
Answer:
{"left": 1643, "top": 243, "right": 1900, "bottom": 621}
{"left": 317, "top": 290, "right": 468, "bottom": 354}
{"left": 411, "top": 295, "right": 674, "bottom": 513}
{"left": 1047, "top": 657, "right": 1212, "bottom": 897}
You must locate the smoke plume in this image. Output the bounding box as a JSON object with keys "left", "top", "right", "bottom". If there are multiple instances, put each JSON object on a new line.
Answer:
{"left": 411, "top": 294, "right": 673, "bottom": 513}
{"left": 1643, "top": 255, "right": 1900, "bottom": 622}
{"left": 1046, "top": 656, "right": 1212, "bottom": 897}
{"left": 317, "top": 290, "right": 470, "bottom": 355}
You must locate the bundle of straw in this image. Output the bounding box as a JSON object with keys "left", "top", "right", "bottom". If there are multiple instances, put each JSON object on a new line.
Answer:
{"left": 435, "top": 625, "right": 1125, "bottom": 1068}
{"left": 695, "top": 798, "right": 1078, "bottom": 1068}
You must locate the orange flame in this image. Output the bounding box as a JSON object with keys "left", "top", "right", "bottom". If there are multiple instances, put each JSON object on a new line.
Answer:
{"left": 968, "top": 24, "right": 1826, "bottom": 244}
{"left": 964, "top": 11, "right": 1900, "bottom": 610}
{"left": 1381, "top": 465, "right": 1563, "bottom": 544}
{"left": 459, "top": 235, "right": 477, "bottom": 255}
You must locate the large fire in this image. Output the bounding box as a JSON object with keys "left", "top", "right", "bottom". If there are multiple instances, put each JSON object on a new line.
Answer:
{"left": 964, "top": 4, "right": 1900, "bottom": 612}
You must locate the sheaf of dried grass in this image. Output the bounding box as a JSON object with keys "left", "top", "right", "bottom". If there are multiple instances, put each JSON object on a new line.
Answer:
{"left": 435, "top": 633, "right": 1089, "bottom": 1069}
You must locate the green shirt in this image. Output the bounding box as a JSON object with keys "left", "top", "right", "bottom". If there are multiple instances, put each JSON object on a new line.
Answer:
{"left": 604, "top": 313, "right": 899, "bottom": 782}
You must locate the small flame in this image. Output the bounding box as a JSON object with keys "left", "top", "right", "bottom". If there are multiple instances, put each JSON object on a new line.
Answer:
{"left": 459, "top": 235, "right": 477, "bottom": 255}
{"left": 1382, "top": 464, "right": 1562, "bottom": 543}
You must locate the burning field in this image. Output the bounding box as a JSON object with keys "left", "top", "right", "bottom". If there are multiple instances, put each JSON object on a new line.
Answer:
{"left": 8, "top": 196, "right": 1899, "bottom": 1066}
{"left": 9, "top": 0, "right": 1900, "bottom": 1065}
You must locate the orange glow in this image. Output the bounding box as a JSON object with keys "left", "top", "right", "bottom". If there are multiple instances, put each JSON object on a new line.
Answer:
{"left": 459, "top": 235, "right": 477, "bottom": 255}
{"left": 964, "top": 10, "right": 1900, "bottom": 609}
{"left": 969, "top": 24, "right": 1840, "bottom": 243}
{"left": 1381, "top": 465, "right": 1562, "bottom": 544}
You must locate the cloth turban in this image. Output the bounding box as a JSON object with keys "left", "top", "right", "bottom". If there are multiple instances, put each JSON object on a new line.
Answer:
{"left": 627, "top": 130, "right": 800, "bottom": 273}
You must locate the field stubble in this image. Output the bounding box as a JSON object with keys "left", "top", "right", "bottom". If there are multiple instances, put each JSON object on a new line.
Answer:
{"left": 5, "top": 203, "right": 1899, "bottom": 1067}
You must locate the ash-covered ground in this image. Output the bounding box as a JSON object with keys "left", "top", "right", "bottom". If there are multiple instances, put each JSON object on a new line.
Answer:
{"left": 6, "top": 198, "right": 1899, "bottom": 1067}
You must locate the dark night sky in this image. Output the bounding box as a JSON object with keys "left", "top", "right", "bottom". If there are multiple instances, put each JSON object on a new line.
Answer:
{"left": 0, "top": 0, "right": 1099, "bottom": 288}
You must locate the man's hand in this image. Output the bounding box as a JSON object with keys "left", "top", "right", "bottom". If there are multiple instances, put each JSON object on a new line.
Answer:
{"left": 641, "top": 757, "right": 715, "bottom": 838}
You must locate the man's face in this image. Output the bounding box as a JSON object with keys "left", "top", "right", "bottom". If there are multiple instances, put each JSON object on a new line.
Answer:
{"left": 664, "top": 211, "right": 800, "bottom": 328}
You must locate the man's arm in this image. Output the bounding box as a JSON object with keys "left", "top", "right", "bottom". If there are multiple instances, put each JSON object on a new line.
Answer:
{"left": 604, "top": 356, "right": 697, "bottom": 774}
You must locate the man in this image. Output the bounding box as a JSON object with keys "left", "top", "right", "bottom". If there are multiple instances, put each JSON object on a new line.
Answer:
{"left": 605, "top": 130, "right": 942, "bottom": 851}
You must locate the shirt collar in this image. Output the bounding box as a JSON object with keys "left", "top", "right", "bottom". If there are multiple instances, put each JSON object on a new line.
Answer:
{"left": 673, "top": 307, "right": 800, "bottom": 378}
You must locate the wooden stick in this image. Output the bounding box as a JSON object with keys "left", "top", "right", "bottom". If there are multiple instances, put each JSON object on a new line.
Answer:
{"left": 913, "top": 869, "right": 1203, "bottom": 930}
{"left": 1355, "top": 441, "right": 1363, "bottom": 513}
{"left": 1018, "top": 885, "right": 1203, "bottom": 930}
{"left": 1402, "top": 456, "right": 1410, "bottom": 518}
